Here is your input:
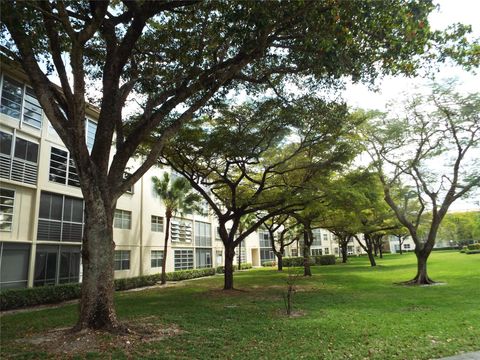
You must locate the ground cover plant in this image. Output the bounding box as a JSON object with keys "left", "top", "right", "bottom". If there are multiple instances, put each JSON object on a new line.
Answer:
{"left": 1, "top": 251, "right": 479, "bottom": 359}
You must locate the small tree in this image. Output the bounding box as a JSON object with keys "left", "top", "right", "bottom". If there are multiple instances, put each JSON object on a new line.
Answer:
{"left": 152, "top": 173, "right": 203, "bottom": 285}
{"left": 263, "top": 215, "right": 301, "bottom": 271}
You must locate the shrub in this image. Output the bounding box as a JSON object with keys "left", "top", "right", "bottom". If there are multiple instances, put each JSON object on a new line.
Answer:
{"left": 216, "top": 263, "right": 253, "bottom": 273}
{"left": 1, "top": 267, "right": 217, "bottom": 310}
{"left": 282, "top": 257, "right": 315, "bottom": 267}
{"left": 467, "top": 243, "right": 480, "bottom": 250}
{"left": 314, "top": 255, "right": 336, "bottom": 265}
{"left": 465, "top": 249, "right": 480, "bottom": 255}
{"left": 0, "top": 283, "right": 81, "bottom": 311}
{"left": 262, "top": 261, "right": 276, "bottom": 267}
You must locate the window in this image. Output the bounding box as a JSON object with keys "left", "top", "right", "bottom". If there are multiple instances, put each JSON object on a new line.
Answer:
{"left": 122, "top": 172, "right": 134, "bottom": 194}
{"left": 312, "top": 229, "right": 322, "bottom": 246}
{"left": 34, "top": 245, "right": 80, "bottom": 286}
{"left": 0, "top": 131, "right": 38, "bottom": 185}
{"left": 216, "top": 250, "right": 223, "bottom": 266}
{"left": 404, "top": 244, "right": 411, "bottom": 250}
{"left": 195, "top": 221, "right": 212, "bottom": 247}
{"left": 324, "top": 248, "right": 330, "bottom": 255}
{"left": 49, "top": 147, "right": 80, "bottom": 187}
{"left": 196, "top": 248, "right": 212, "bottom": 269}
{"left": 171, "top": 219, "right": 192, "bottom": 242}
{"left": 114, "top": 209, "right": 131, "bottom": 229}
{"left": 259, "top": 231, "right": 270, "bottom": 248}
{"left": 347, "top": 246, "right": 354, "bottom": 255}
{"left": 37, "top": 192, "right": 84, "bottom": 242}
{"left": 311, "top": 248, "right": 323, "bottom": 256}
{"left": 323, "top": 234, "right": 328, "bottom": 242}
{"left": 151, "top": 215, "right": 164, "bottom": 232}
{"left": 0, "top": 189, "right": 15, "bottom": 232}
{"left": 1, "top": 75, "right": 43, "bottom": 129}
{"left": 86, "top": 119, "right": 97, "bottom": 153}
{"left": 0, "top": 242, "right": 30, "bottom": 289}
{"left": 291, "top": 248, "right": 298, "bottom": 257}
{"left": 260, "top": 248, "right": 275, "bottom": 264}
{"left": 114, "top": 250, "right": 130, "bottom": 270}
{"left": 334, "top": 247, "right": 339, "bottom": 254}
{"left": 174, "top": 249, "right": 193, "bottom": 271}
{"left": 151, "top": 250, "right": 164, "bottom": 268}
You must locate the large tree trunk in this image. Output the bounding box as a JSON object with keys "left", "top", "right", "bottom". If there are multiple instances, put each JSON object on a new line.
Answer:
{"left": 398, "top": 236, "right": 403, "bottom": 255}
{"left": 276, "top": 252, "right": 283, "bottom": 271}
{"left": 340, "top": 243, "right": 348, "bottom": 263}
{"left": 224, "top": 246, "right": 235, "bottom": 290}
{"left": 75, "top": 197, "right": 121, "bottom": 332}
{"left": 367, "top": 249, "right": 376, "bottom": 267}
{"left": 160, "top": 215, "right": 171, "bottom": 285}
{"left": 379, "top": 243, "right": 384, "bottom": 258}
{"left": 406, "top": 247, "right": 435, "bottom": 285}
{"left": 303, "top": 244, "right": 312, "bottom": 277}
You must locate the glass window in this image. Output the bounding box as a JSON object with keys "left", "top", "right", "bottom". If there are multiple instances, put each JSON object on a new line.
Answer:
{"left": 260, "top": 248, "right": 275, "bottom": 264}
{"left": 49, "top": 147, "right": 80, "bottom": 187}
{"left": 22, "top": 87, "right": 42, "bottom": 128}
{"left": 151, "top": 215, "right": 164, "bottom": 232}
{"left": 196, "top": 248, "right": 212, "bottom": 269}
{"left": 291, "top": 248, "right": 298, "bottom": 257}
{"left": 0, "top": 76, "right": 23, "bottom": 119}
{"left": 86, "top": 119, "right": 97, "bottom": 153}
{"left": 37, "top": 192, "right": 84, "bottom": 242}
{"left": 0, "top": 131, "right": 38, "bottom": 185}
{"left": 0, "top": 189, "right": 15, "bottom": 232}
{"left": 114, "top": 250, "right": 130, "bottom": 270}
{"left": 34, "top": 245, "right": 80, "bottom": 286}
{"left": 0, "top": 242, "right": 30, "bottom": 289}
{"left": 0, "top": 131, "right": 12, "bottom": 155}
{"left": 311, "top": 248, "right": 323, "bottom": 256}
{"left": 324, "top": 248, "right": 330, "bottom": 255}
{"left": 195, "top": 221, "right": 212, "bottom": 247}
{"left": 259, "top": 231, "right": 270, "bottom": 248}
{"left": 174, "top": 249, "right": 193, "bottom": 271}
{"left": 0, "top": 76, "right": 43, "bottom": 128}
{"left": 151, "top": 250, "right": 164, "bottom": 268}
{"left": 114, "top": 209, "right": 131, "bottom": 229}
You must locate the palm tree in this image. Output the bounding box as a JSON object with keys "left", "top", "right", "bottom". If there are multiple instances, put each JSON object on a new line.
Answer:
{"left": 152, "top": 173, "right": 203, "bottom": 285}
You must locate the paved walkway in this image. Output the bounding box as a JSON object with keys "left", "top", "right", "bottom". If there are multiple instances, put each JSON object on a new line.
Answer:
{"left": 437, "top": 352, "right": 480, "bottom": 360}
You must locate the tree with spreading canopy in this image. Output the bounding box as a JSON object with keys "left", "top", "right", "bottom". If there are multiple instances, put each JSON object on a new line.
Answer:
{"left": 2, "top": 0, "right": 475, "bottom": 330}
{"left": 365, "top": 83, "right": 480, "bottom": 283}
{"left": 159, "top": 97, "right": 357, "bottom": 288}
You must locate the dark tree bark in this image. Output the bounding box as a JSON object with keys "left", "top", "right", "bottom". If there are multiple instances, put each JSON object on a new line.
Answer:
{"left": 160, "top": 213, "right": 172, "bottom": 285}
{"left": 224, "top": 246, "right": 236, "bottom": 290}
{"left": 398, "top": 235, "right": 404, "bottom": 254}
{"left": 303, "top": 231, "right": 312, "bottom": 276}
{"left": 277, "top": 253, "right": 284, "bottom": 271}
{"left": 356, "top": 234, "right": 376, "bottom": 267}
{"left": 75, "top": 196, "right": 120, "bottom": 331}
{"left": 340, "top": 245, "right": 348, "bottom": 264}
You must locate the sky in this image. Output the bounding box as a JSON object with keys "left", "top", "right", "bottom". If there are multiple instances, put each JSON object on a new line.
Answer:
{"left": 340, "top": 0, "right": 480, "bottom": 212}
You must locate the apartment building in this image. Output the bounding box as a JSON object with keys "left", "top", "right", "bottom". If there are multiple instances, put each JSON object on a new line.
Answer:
{"left": 0, "top": 62, "right": 350, "bottom": 290}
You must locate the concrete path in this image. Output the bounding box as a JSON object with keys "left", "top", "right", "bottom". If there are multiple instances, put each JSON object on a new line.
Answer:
{"left": 437, "top": 352, "right": 480, "bottom": 360}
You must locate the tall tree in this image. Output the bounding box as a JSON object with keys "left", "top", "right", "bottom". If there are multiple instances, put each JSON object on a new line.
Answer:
{"left": 365, "top": 83, "right": 480, "bottom": 284}
{"left": 160, "top": 98, "right": 356, "bottom": 288}
{"left": 152, "top": 173, "right": 203, "bottom": 285}
{"left": 2, "top": 0, "right": 473, "bottom": 330}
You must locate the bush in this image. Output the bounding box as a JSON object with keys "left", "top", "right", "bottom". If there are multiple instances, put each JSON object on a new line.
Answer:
{"left": 467, "top": 243, "right": 480, "bottom": 250}
{"left": 465, "top": 249, "right": 480, "bottom": 255}
{"left": 314, "top": 255, "right": 336, "bottom": 265}
{"left": 216, "top": 263, "right": 253, "bottom": 273}
{"left": 262, "top": 261, "right": 276, "bottom": 267}
{"left": 282, "top": 257, "right": 315, "bottom": 267}
{"left": 1, "top": 267, "right": 218, "bottom": 310}
{"left": 0, "top": 283, "right": 81, "bottom": 311}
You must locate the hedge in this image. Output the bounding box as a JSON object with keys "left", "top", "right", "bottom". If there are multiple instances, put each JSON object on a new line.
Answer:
{"left": 215, "top": 263, "right": 253, "bottom": 273}
{"left": 314, "top": 255, "right": 336, "bottom": 265}
{"left": 467, "top": 243, "right": 480, "bottom": 250}
{"left": 1, "top": 267, "right": 217, "bottom": 311}
{"left": 262, "top": 261, "right": 276, "bottom": 267}
{"left": 465, "top": 249, "right": 480, "bottom": 255}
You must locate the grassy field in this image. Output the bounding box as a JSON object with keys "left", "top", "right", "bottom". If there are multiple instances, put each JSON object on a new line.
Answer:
{"left": 1, "top": 251, "right": 479, "bottom": 359}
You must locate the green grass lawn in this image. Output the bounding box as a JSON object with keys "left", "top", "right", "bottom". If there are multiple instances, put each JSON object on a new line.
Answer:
{"left": 1, "top": 251, "right": 479, "bottom": 359}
